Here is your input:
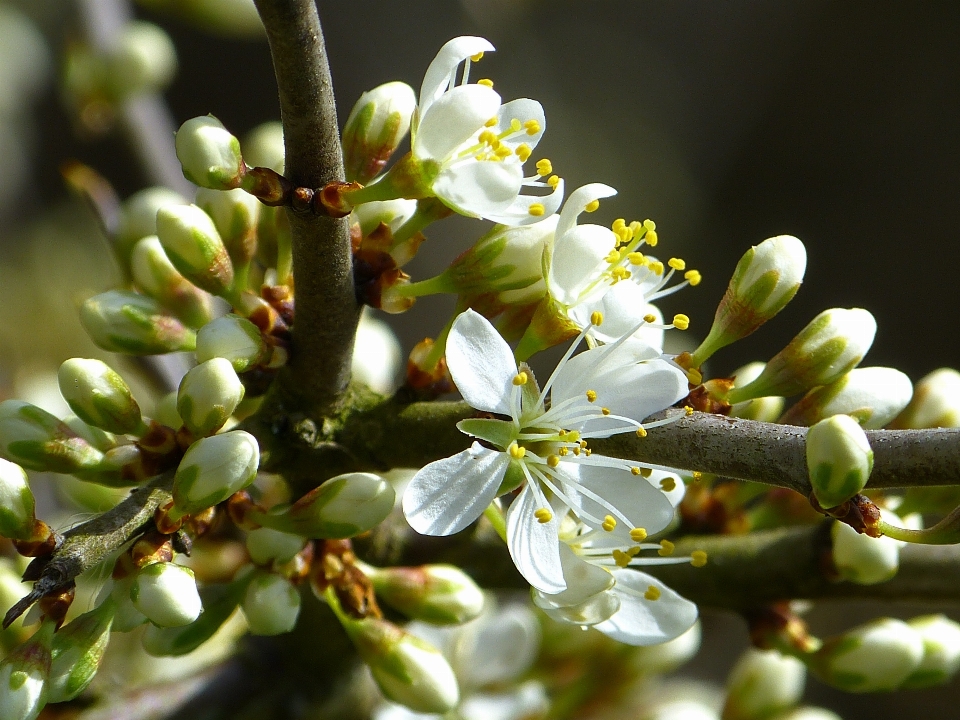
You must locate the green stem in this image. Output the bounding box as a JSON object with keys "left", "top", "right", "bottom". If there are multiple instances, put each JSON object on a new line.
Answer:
{"left": 483, "top": 502, "right": 508, "bottom": 543}
{"left": 390, "top": 272, "right": 456, "bottom": 299}
{"left": 878, "top": 504, "right": 960, "bottom": 544}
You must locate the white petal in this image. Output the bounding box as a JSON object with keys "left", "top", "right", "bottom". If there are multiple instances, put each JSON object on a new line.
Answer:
{"left": 459, "top": 605, "right": 541, "bottom": 686}
{"left": 647, "top": 469, "right": 686, "bottom": 507}
{"left": 533, "top": 586, "right": 620, "bottom": 626}
{"left": 413, "top": 84, "right": 501, "bottom": 161}
{"left": 570, "top": 281, "right": 665, "bottom": 348}
{"left": 483, "top": 178, "right": 565, "bottom": 227}
{"left": 506, "top": 484, "right": 565, "bottom": 593}
{"left": 419, "top": 36, "right": 496, "bottom": 116}
{"left": 556, "top": 183, "right": 617, "bottom": 240}
{"left": 447, "top": 309, "right": 519, "bottom": 415}
{"left": 403, "top": 443, "right": 509, "bottom": 535}
{"left": 594, "top": 569, "right": 699, "bottom": 646}
{"left": 434, "top": 160, "right": 522, "bottom": 218}
{"left": 548, "top": 223, "right": 615, "bottom": 305}
{"left": 496, "top": 98, "right": 546, "bottom": 150}
{"left": 536, "top": 541, "right": 614, "bottom": 606}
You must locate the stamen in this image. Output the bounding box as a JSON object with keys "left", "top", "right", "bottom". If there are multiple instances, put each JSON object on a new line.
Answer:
{"left": 547, "top": 175, "right": 561, "bottom": 188}
{"left": 612, "top": 549, "right": 631, "bottom": 567}
{"left": 630, "top": 527, "right": 648, "bottom": 542}
{"left": 649, "top": 260, "right": 665, "bottom": 275}
{"left": 601, "top": 407, "right": 611, "bottom": 416}
{"left": 658, "top": 539, "right": 675, "bottom": 556}
{"left": 509, "top": 443, "right": 526, "bottom": 459}
{"left": 644, "top": 585, "right": 661, "bottom": 601}
{"left": 547, "top": 455, "right": 560, "bottom": 468}
{"left": 673, "top": 314, "right": 690, "bottom": 330}
{"left": 495, "top": 145, "right": 513, "bottom": 159}
{"left": 534, "top": 508, "right": 553, "bottom": 524}
{"left": 590, "top": 311, "right": 604, "bottom": 326}
{"left": 639, "top": 467, "right": 652, "bottom": 478}
{"left": 691, "top": 550, "right": 708, "bottom": 567}
{"left": 684, "top": 406, "right": 694, "bottom": 416}
{"left": 528, "top": 203, "right": 546, "bottom": 217}
{"left": 643, "top": 313, "right": 657, "bottom": 323}
{"left": 509, "top": 118, "right": 522, "bottom": 133}
{"left": 513, "top": 372, "right": 528, "bottom": 386}
{"left": 660, "top": 477, "right": 676, "bottom": 492}
{"left": 604, "top": 250, "right": 620, "bottom": 264}
{"left": 631, "top": 467, "right": 641, "bottom": 476}
{"left": 585, "top": 390, "right": 597, "bottom": 402}
{"left": 558, "top": 447, "right": 569, "bottom": 456}
{"left": 470, "top": 51, "right": 485, "bottom": 61}
{"left": 602, "top": 515, "right": 617, "bottom": 532}
{"left": 477, "top": 78, "right": 494, "bottom": 88}
{"left": 636, "top": 427, "right": 648, "bottom": 438}
{"left": 484, "top": 117, "right": 498, "bottom": 127}
{"left": 645, "top": 229, "right": 658, "bottom": 246}
{"left": 516, "top": 143, "right": 532, "bottom": 161}
{"left": 668, "top": 257, "right": 686, "bottom": 271}
{"left": 584, "top": 199, "right": 600, "bottom": 213}
{"left": 523, "top": 119, "right": 541, "bottom": 135}
{"left": 693, "top": 471, "right": 703, "bottom": 480}
{"left": 627, "top": 252, "right": 646, "bottom": 266}
{"left": 536, "top": 158, "right": 553, "bottom": 176}
{"left": 643, "top": 219, "right": 656, "bottom": 230}
{"left": 684, "top": 269, "right": 702, "bottom": 286}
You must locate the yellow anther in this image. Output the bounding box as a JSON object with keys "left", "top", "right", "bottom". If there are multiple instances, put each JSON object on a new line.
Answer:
{"left": 478, "top": 130, "right": 497, "bottom": 145}
{"left": 639, "top": 467, "right": 652, "bottom": 478}
{"left": 668, "top": 257, "right": 686, "bottom": 271}
{"left": 645, "top": 229, "right": 659, "bottom": 246}
{"left": 630, "top": 467, "right": 641, "bottom": 476}
{"left": 658, "top": 540, "right": 675, "bottom": 557}
{"left": 615, "top": 228, "right": 632, "bottom": 244}
{"left": 602, "top": 515, "right": 617, "bottom": 532}
{"left": 684, "top": 269, "right": 702, "bottom": 286}
{"left": 547, "top": 455, "right": 560, "bottom": 468}
{"left": 643, "top": 313, "right": 657, "bottom": 324}
{"left": 547, "top": 174, "right": 561, "bottom": 188}
{"left": 626, "top": 546, "right": 641, "bottom": 558}
{"left": 604, "top": 249, "right": 621, "bottom": 264}
{"left": 590, "top": 311, "right": 604, "bottom": 326}
{"left": 477, "top": 78, "right": 494, "bottom": 88}
{"left": 471, "top": 51, "right": 485, "bottom": 62}
{"left": 660, "top": 477, "right": 676, "bottom": 492}
{"left": 687, "top": 368, "right": 703, "bottom": 385}
{"left": 566, "top": 431, "right": 580, "bottom": 442}
{"left": 612, "top": 218, "right": 626, "bottom": 233}
{"left": 495, "top": 145, "right": 513, "bottom": 159}
{"left": 692, "top": 471, "right": 703, "bottom": 480}
{"left": 484, "top": 116, "right": 498, "bottom": 127}
{"left": 673, "top": 314, "right": 690, "bottom": 330}
{"left": 684, "top": 405, "right": 694, "bottom": 416}
{"left": 649, "top": 260, "right": 665, "bottom": 275}
{"left": 513, "top": 372, "right": 528, "bottom": 386}
{"left": 644, "top": 585, "right": 661, "bottom": 601}
{"left": 629, "top": 220, "right": 643, "bottom": 236}
{"left": 523, "top": 119, "right": 541, "bottom": 135}
{"left": 536, "top": 158, "right": 553, "bottom": 176}
{"left": 573, "top": 446, "right": 581, "bottom": 456}
{"left": 601, "top": 407, "right": 611, "bottom": 416}
{"left": 691, "top": 550, "right": 708, "bottom": 568}
{"left": 534, "top": 508, "right": 553, "bottom": 524}
{"left": 585, "top": 389, "right": 597, "bottom": 402}
{"left": 611, "top": 266, "right": 631, "bottom": 282}
{"left": 509, "top": 118, "right": 522, "bottom": 133}
{"left": 584, "top": 448, "right": 592, "bottom": 456}
{"left": 630, "top": 527, "right": 648, "bottom": 542}
{"left": 508, "top": 443, "right": 526, "bottom": 459}
{"left": 584, "top": 199, "right": 600, "bottom": 213}
{"left": 558, "top": 446, "right": 569, "bottom": 457}
{"left": 643, "top": 219, "right": 656, "bottom": 230}
{"left": 516, "top": 143, "right": 532, "bottom": 161}
{"left": 636, "top": 426, "right": 648, "bottom": 438}
{"left": 528, "top": 203, "right": 546, "bottom": 217}
{"left": 612, "top": 549, "right": 631, "bottom": 567}
{"left": 627, "top": 252, "right": 647, "bottom": 266}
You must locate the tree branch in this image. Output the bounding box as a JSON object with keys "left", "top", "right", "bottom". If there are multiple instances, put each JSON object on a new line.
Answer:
{"left": 253, "top": 0, "right": 359, "bottom": 415}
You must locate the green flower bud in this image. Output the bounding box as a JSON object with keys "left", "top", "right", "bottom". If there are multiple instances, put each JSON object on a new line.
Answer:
{"left": 891, "top": 368, "right": 960, "bottom": 429}
{"left": 902, "top": 614, "right": 960, "bottom": 689}
{"left": 80, "top": 290, "right": 197, "bottom": 355}
{"left": 729, "top": 308, "right": 876, "bottom": 403}
{"left": 57, "top": 358, "right": 143, "bottom": 435}
{"left": 141, "top": 580, "right": 242, "bottom": 657}
{"left": 0, "top": 459, "right": 37, "bottom": 541}
{"left": 813, "top": 617, "right": 923, "bottom": 692}
{"left": 729, "top": 362, "right": 786, "bottom": 422}
{"left": 131, "top": 562, "right": 203, "bottom": 628}
{"left": 195, "top": 187, "right": 260, "bottom": 268}
{"left": 0, "top": 621, "right": 53, "bottom": 720}
{"left": 831, "top": 509, "right": 907, "bottom": 585}
{"left": 107, "top": 21, "right": 177, "bottom": 97}
{"left": 806, "top": 414, "right": 873, "bottom": 510}
{"left": 343, "top": 81, "right": 417, "bottom": 184}
{"left": 47, "top": 600, "right": 114, "bottom": 702}
{"left": 723, "top": 648, "right": 806, "bottom": 720}
{"left": 246, "top": 527, "right": 305, "bottom": 565}
{"left": 353, "top": 312, "right": 403, "bottom": 395}
{"left": 154, "top": 391, "right": 183, "bottom": 430}
{"left": 116, "top": 187, "right": 188, "bottom": 267}
{"left": 0, "top": 400, "right": 104, "bottom": 474}
{"left": 241, "top": 571, "right": 300, "bottom": 635}
{"left": 177, "top": 358, "right": 245, "bottom": 436}
{"left": 155, "top": 203, "right": 235, "bottom": 296}
{"left": 131, "top": 236, "right": 216, "bottom": 328}
{"left": 243, "top": 121, "right": 284, "bottom": 173}
{"left": 175, "top": 115, "right": 246, "bottom": 190}
{"left": 692, "top": 235, "right": 806, "bottom": 365}
{"left": 63, "top": 416, "right": 117, "bottom": 452}
{"left": 367, "top": 564, "right": 484, "bottom": 625}
{"left": 196, "top": 314, "right": 269, "bottom": 373}
{"left": 171, "top": 430, "right": 259, "bottom": 517}
{"left": 780, "top": 367, "right": 913, "bottom": 429}
{"left": 252, "top": 472, "right": 394, "bottom": 539}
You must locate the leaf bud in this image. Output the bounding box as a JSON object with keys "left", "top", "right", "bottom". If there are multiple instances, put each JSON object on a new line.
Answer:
{"left": 0, "top": 459, "right": 37, "bottom": 541}
{"left": 342, "top": 81, "right": 417, "bottom": 184}
{"left": 0, "top": 400, "right": 104, "bottom": 474}
{"left": 780, "top": 367, "right": 913, "bottom": 429}
{"left": 241, "top": 571, "right": 300, "bottom": 635}
{"left": 131, "top": 236, "right": 215, "bottom": 328}
{"left": 692, "top": 235, "right": 806, "bottom": 365}
{"left": 80, "top": 290, "right": 197, "bottom": 355}
{"left": 812, "top": 617, "right": 923, "bottom": 692}
{"left": 353, "top": 312, "right": 403, "bottom": 395}
{"left": 831, "top": 508, "right": 909, "bottom": 585}
{"left": 116, "top": 186, "right": 188, "bottom": 267}
{"left": 175, "top": 115, "right": 246, "bottom": 190}
{"left": 57, "top": 358, "right": 143, "bottom": 435}
{"left": 252, "top": 472, "right": 394, "bottom": 539}
{"left": 108, "top": 21, "right": 177, "bottom": 97}
{"left": 47, "top": 600, "right": 114, "bottom": 702}
{"left": 130, "top": 562, "right": 203, "bottom": 628}
{"left": 246, "top": 527, "right": 306, "bottom": 565}
{"left": 243, "top": 121, "right": 284, "bottom": 173}
{"left": 195, "top": 187, "right": 261, "bottom": 267}
{"left": 0, "top": 620, "right": 53, "bottom": 720}
{"left": 806, "top": 414, "right": 873, "bottom": 510}
{"left": 901, "top": 614, "right": 960, "bottom": 688}
{"left": 891, "top": 368, "right": 960, "bottom": 429}
{"left": 722, "top": 648, "right": 806, "bottom": 720}
{"left": 196, "top": 314, "right": 269, "bottom": 372}
{"left": 367, "top": 564, "right": 485, "bottom": 625}
{"left": 171, "top": 430, "right": 259, "bottom": 517}
{"left": 728, "top": 308, "right": 876, "bottom": 403}
{"left": 156, "top": 203, "right": 235, "bottom": 296}
{"left": 728, "top": 361, "right": 786, "bottom": 422}
{"left": 177, "top": 358, "right": 245, "bottom": 436}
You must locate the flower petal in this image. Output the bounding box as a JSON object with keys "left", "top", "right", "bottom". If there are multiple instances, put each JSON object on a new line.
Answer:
{"left": 556, "top": 183, "right": 617, "bottom": 240}
{"left": 483, "top": 178, "right": 565, "bottom": 227}
{"left": 447, "top": 309, "right": 519, "bottom": 416}
{"left": 403, "top": 443, "right": 509, "bottom": 535}
{"left": 434, "top": 159, "right": 523, "bottom": 218}
{"left": 496, "top": 98, "right": 546, "bottom": 150}
{"left": 568, "top": 281, "right": 665, "bottom": 348}
{"left": 548, "top": 223, "right": 615, "bottom": 305}
{"left": 460, "top": 605, "right": 542, "bottom": 686}
{"left": 419, "top": 36, "right": 496, "bottom": 116}
{"left": 506, "top": 484, "right": 565, "bottom": 593}
{"left": 413, "top": 84, "right": 501, "bottom": 161}
{"left": 535, "top": 541, "right": 614, "bottom": 607}
{"left": 460, "top": 683, "right": 549, "bottom": 720}
{"left": 594, "top": 569, "right": 698, "bottom": 646}
{"left": 533, "top": 586, "right": 620, "bottom": 627}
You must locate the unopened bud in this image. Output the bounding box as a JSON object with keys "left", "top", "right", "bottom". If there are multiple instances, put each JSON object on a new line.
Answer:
{"left": 353, "top": 312, "right": 403, "bottom": 394}
{"left": 241, "top": 571, "right": 300, "bottom": 635}
{"left": 116, "top": 186, "right": 188, "bottom": 266}
{"left": 57, "top": 358, "right": 143, "bottom": 435}
{"left": 0, "top": 459, "right": 37, "bottom": 541}
{"left": 781, "top": 367, "right": 913, "bottom": 429}
{"left": 692, "top": 235, "right": 806, "bottom": 365}
{"left": 831, "top": 508, "right": 908, "bottom": 585}
{"left": 156, "top": 204, "right": 234, "bottom": 296}
{"left": 243, "top": 121, "right": 284, "bottom": 173}
{"left": 368, "top": 564, "right": 484, "bottom": 625}
{"left": 142, "top": 578, "right": 244, "bottom": 656}
{"left": 196, "top": 187, "right": 261, "bottom": 267}
{"left": 108, "top": 21, "right": 177, "bottom": 97}
{"left": 891, "top": 368, "right": 960, "bottom": 429}
{"left": 80, "top": 290, "right": 197, "bottom": 354}
{"left": 246, "top": 527, "right": 306, "bottom": 565}
{"left": 723, "top": 648, "right": 806, "bottom": 720}
{"left": 177, "top": 358, "right": 244, "bottom": 436}
{"left": 196, "top": 314, "right": 269, "bottom": 372}
{"left": 0, "top": 400, "right": 104, "bottom": 474}
{"left": 813, "top": 617, "right": 923, "bottom": 692}
{"left": 175, "top": 115, "right": 245, "bottom": 190}
{"left": 47, "top": 600, "right": 114, "bottom": 702}
{"left": 253, "top": 472, "right": 393, "bottom": 538}
{"left": 901, "top": 614, "right": 960, "bottom": 688}
{"left": 171, "top": 430, "right": 259, "bottom": 517}
{"left": 131, "top": 236, "right": 215, "bottom": 328}
{"left": 806, "top": 414, "right": 873, "bottom": 510}
{"left": 343, "top": 81, "right": 417, "bottom": 184}
{"left": 131, "top": 562, "right": 202, "bottom": 627}
{"left": 353, "top": 198, "right": 418, "bottom": 238}
{"left": 728, "top": 308, "right": 876, "bottom": 403}
{"left": 0, "top": 621, "right": 53, "bottom": 720}
{"left": 728, "top": 362, "right": 785, "bottom": 422}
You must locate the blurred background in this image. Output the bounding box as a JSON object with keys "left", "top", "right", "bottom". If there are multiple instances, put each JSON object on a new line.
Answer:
{"left": 1, "top": 0, "right": 959, "bottom": 717}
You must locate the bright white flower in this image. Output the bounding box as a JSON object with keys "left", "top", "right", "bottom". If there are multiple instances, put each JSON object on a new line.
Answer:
{"left": 403, "top": 309, "right": 689, "bottom": 593}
